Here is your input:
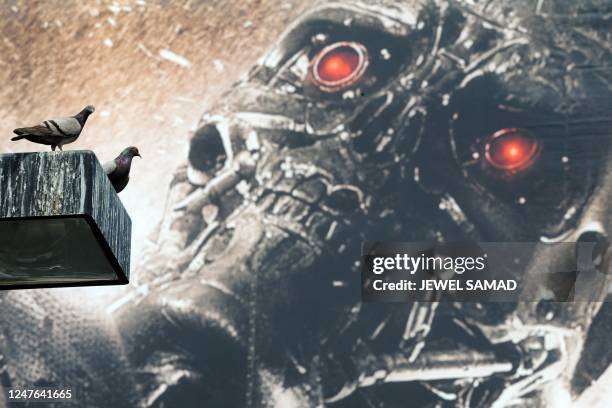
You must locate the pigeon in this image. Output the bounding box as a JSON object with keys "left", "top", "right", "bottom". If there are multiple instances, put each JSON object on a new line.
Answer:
{"left": 103, "top": 146, "right": 141, "bottom": 193}
{"left": 11, "top": 105, "right": 95, "bottom": 151}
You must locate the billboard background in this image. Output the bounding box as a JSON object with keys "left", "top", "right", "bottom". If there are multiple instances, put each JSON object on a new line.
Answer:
{"left": 0, "top": 1, "right": 611, "bottom": 407}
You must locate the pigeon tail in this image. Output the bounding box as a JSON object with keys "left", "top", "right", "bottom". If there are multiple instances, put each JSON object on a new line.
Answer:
{"left": 13, "top": 128, "right": 27, "bottom": 136}
{"left": 11, "top": 135, "right": 25, "bottom": 141}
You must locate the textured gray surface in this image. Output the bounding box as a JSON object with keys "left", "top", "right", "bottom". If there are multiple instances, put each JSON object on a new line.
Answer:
{"left": 0, "top": 150, "right": 131, "bottom": 284}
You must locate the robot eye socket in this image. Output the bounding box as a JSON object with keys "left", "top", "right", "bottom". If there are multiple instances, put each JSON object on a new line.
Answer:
{"left": 311, "top": 41, "right": 369, "bottom": 93}
{"left": 483, "top": 128, "right": 541, "bottom": 174}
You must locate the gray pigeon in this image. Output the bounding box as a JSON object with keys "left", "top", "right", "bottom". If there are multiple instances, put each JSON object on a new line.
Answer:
{"left": 103, "top": 146, "right": 141, "bottom": 193}
{"left": 11, "top": 105, "right": 95, "bottom": 151}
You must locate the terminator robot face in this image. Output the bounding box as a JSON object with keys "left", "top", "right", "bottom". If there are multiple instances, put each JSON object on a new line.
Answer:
{"left": 182, "top": 0, "right": 612, "bottom": 242}
{"left": 144, "top": 0, "right": 612, "bottom": 406}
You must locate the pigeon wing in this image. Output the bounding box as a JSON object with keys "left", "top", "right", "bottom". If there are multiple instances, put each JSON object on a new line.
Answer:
{"left": 102, "top": 159, "right": 117, "bottom": 175}
{"left": 13, "top": 124, "right": 53, "bottom": 136}
{"left": 44, "top": 117, "right": 81, "bottom": 137}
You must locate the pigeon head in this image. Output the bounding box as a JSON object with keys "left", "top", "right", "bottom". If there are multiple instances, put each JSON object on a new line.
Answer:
{"left": 121, "top": 146, "right": 141, "bottom": 159}
{"left": 75, "top": 105, "right": 96, "bottom": 126}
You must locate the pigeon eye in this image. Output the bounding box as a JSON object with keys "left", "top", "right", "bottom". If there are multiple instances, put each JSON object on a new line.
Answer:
{"left": 310, "top": 41, "right": 369, "bottom": 93}
{"left": 482, "top": 128, "right": 541, "bottom": 176}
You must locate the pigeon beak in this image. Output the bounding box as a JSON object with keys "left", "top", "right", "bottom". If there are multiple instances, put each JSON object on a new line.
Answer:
{"left": 136, "top": 153, "right": 142, "bottom": 158}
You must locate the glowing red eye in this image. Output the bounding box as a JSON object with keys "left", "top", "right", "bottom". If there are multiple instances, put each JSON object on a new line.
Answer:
{"left": 311, "top": 42, "right": 369, "bottom": 93}
{"left": 484, "top": 128, "right": 541, "bottom": 173}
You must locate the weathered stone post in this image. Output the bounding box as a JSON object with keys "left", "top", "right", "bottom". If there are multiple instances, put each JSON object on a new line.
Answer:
{"left": 0, "top": 150, "right": 131, "bottom": 289}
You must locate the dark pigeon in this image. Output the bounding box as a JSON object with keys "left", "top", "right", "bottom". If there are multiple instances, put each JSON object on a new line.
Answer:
{"left": 103, "top": 146, "right": 141, "bottom": 193}
{"left": 11, "top": 105, "right": 95, "bottom": 151}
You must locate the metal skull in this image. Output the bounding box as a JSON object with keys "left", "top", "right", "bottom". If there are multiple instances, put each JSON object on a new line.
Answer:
{"left": 123, "top": 1, "right": 612, "bottom": 407}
